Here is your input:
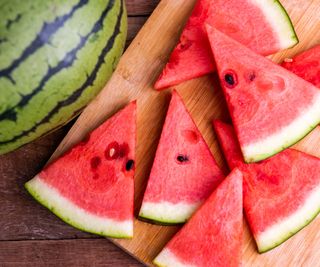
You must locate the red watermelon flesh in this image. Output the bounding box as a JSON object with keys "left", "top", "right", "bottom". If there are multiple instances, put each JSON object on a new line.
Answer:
{"left": 282, "top": 45, "right": 320, "bottom": 88}
{"left": 207, "top": 26, "right": 320, "bottom": 163}
{"left": 139, "top": 90, "right": 225, "bottom": 224}
{"left": 213, "top": 120, "right": 244, "bottom": 170}
{"left": 155, "top": 0, "right": 298, "bottom": 90}
{"left": 25, "top": 102, "right": 136, "bottom": 238}
{"left": 213, "top": 120, "right": 320, "bottom": 252}
{"left": 154, "top": 168, "right": 243, "bottom": 267}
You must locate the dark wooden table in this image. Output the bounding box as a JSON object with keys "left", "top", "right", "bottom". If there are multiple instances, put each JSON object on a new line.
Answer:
{"left": 0, "top": 1, "right": 159, "bottom": 266}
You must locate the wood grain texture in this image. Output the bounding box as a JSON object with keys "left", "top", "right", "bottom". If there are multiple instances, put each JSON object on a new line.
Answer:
{"left": 127, "top": 17, "right": 149, "bottom": 47}
{"left": 126, "top": 0, "right": 160, "bottom": 16}
{"left": 45, "top": 0, "right": 320, "bottom": 266}
{"left": 0, "top": 239, "right": 143, "bottom": 267}
{"left": 0, "top": 126, "right": 95, "bottom": 241}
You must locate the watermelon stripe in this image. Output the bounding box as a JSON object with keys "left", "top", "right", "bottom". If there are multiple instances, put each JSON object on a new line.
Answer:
{"left": 0, "top": 0, "right": 114, "bottom": 122}
{"left": 5, "top": 13, "right": 22, "bottom": 30}
{"left": 0, "top": 0, "right": 124, "bottom": 145}
{"left": 0, "top": 0, "right": 88, "bottom": 80}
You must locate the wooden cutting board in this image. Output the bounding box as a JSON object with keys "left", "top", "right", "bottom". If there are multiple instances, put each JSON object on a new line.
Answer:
{"left": 50, "top": 0, "right": 320, "bottom": 266}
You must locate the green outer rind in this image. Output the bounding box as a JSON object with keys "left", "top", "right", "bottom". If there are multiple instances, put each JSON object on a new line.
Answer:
{"left": 138, "top": 215, "right": 185, "bottom": 226}
{"left": 25, "top": 178, "right": 132, "bottom": 239}
{"left": 273, "top": 0, "right": 299, "bottom": 47}
{"left": 0, "top": 0, "right": 127, "bottom": 155}
{"left": 258, "top": 203, "right": 320, "bottom": 253}
{"left": 243, "top": 121, "right": 320, "bottom": 163}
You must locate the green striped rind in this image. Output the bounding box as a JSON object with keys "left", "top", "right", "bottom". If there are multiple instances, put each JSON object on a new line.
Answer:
{"left": 138, "top": 215, "right": 185, "bottom": 226}
{"left": 0, "top": 0, "right": 127, "bottom": 154}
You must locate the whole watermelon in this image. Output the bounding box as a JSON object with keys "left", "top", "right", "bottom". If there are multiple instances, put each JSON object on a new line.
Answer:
{"left": 0, "top": 0, "right": 127, "bottom": 154}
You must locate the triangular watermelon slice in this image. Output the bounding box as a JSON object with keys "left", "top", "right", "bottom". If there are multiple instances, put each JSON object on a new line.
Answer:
{"left": 139, "top": 90, "right": 225, "bottom": 224}
{"left": 154, "top": 168, "right": 243, "bottom": 267}
{"left": 155, "top": 0, "right": 298, "bottom": 90}
{"left": 282, "top": 45, "right": 320, "bottom": 88}
{"left": 25, "top": 102, "right": 136, "bottom": 238}
{"left": 213, "top": 120, "right": 320, "bottom": 252}
{"left": 207, "top": 26, "right": 320, "bottom": 163}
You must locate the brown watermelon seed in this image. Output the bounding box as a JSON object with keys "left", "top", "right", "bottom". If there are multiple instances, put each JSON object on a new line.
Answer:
{"left": 90, "top": 156, "right": 101, "bottom": 170}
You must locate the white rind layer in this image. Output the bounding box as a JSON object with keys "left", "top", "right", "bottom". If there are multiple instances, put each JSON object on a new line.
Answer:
{"left": 154, "top": 248, "right": 196, "bottom": 267}
{"left": 243, "top": 93, "right": 320, "bottom": 162}
{"left": 139, "top": 201, "right": 200, "bottom": 224}
{"left": 252, "top": 0, "right": 297, "bottom": 49}
{"left": 256, "top": 184, "right": 320, "bottom": 252}
{"left": 25, "top": 175, "right": 133, "bottom": 238}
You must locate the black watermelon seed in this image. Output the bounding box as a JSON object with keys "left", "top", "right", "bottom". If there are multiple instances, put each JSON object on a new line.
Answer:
{"left": 176, "top": 154, "right": 189, "bottom": 163}
{"left": 223, "top": 70, "right": 238, "bottom": 88}
{"left": 125, "top": 159, "right": 135, "bottom": 171}
{"left": 225, "top": 74, "right": 235, "bottom": 85}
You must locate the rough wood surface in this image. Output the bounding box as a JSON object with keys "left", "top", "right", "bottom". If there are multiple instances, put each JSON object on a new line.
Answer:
{"left": 48, "top": 0, "right": 320, "bottom": 266}
{"left": 126, "top": 0, "right": 159, "bottom": 16}
{"left": 127, "top": 17, "right": 149, "bottom": 46}
{"left": 0, "top": 239, "right": 142, "bottom": 267}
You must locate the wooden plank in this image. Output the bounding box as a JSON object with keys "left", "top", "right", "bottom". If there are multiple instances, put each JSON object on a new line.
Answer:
{"left": 0, "top": 125, "right": 97, "bottom": 240}
{"left": 0, "top": 239, "right": 143, "bottom": 267}
{"left": 127, "top": 17, "right": 149, "bottom": 47}
{"left": 19, "top": 0, "right": 320, "bottom": 266}
{"left": 126, "top": 0, "right": 160, "bottom": 16}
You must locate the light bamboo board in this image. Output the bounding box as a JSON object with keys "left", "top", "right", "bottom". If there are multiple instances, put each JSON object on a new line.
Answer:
{"left": 50, "top": 0, "right": 320, "bottom": 266}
